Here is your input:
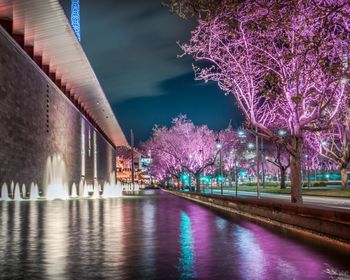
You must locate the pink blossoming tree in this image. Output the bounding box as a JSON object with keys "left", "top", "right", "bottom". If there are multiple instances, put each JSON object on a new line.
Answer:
{"left": 306, "top": 103, "right": 350, "bottom": 190}
{"left": 176, "top": 0, "right": 349, "bottom": 202}
{"left": 142, "top": 115, "right": 218, "bottom": 192}
{"left": 264, "top": 142, "right": 290, "bottom": 189}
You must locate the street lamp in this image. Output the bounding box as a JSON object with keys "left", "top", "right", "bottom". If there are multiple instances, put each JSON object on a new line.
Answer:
{"left": 147, "top": 150, "right": 154, "bottom": 186}
{"left": 238, "top": 130, "right": 246, "bottom": 138}
{"left": 231, "top": 149, "right": 238, "bottom": 197}
{"left": 255, "top": 125, "right": 260, "bottom": 199}
{"left": 278, "top": 129, "right": 287, "bottom": 137}
{"left": 216, "top": 138, "right": 223, "bottom": 195}
{"left": 199, "top": 149, "right": 203, "bottom": 193}
{"left": 239, "top": 127, "right": 260, "bottom": 198}
{"left": 247, "top": 142, "right": 255, "bottom": 150}
{"left": 306, "top": 154, "right": 311, "bottom": 189}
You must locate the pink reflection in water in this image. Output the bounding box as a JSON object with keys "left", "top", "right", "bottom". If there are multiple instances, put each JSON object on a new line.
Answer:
{"left": 184, "top": 206, "right": 346, "bottom": 280}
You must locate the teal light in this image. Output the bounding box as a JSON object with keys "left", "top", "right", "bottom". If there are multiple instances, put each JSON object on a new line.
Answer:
{"left": 217, "top": 175, "right": 224, "bottom": 182}
{"left": 178, "top": 212, "right": 195, "bottom": 278}
{"left": 181, "top": 172, "right": 190, "bottom": 186}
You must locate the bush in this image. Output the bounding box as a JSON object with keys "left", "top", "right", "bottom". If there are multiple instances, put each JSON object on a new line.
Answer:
{"left": 303, "top": 181, "right": 327, "bottom": 187}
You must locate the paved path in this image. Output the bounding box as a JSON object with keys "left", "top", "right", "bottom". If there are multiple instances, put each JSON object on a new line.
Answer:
{"left": 211, "top": 189, "right": 350, "bottom": 211}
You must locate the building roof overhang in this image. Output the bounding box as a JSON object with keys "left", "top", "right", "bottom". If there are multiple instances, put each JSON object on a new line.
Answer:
{"left": 0, "top": 0, "right": 128, "bottom": 147}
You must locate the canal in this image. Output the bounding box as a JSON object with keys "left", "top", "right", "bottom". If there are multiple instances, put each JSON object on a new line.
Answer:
{"left": 0, "top": 190, "right": 349, "bottom": 279}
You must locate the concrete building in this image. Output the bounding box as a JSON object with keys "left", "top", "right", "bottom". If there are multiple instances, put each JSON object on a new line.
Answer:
{"left": 0, "top": 0, "right": 127, "bottom": 193}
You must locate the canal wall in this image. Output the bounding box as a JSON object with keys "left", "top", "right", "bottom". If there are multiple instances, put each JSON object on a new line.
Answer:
{"left": 0, "top": 26, "right": 116, "bottom": 191}
{"left": 167, "top": 191, "right": 350, "bottom": 249}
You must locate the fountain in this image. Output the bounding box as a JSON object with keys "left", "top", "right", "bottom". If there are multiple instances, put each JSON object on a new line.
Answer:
{"left": 22, "top": 184, "right": 26, "bottom": 198}
{"left": 44, "top": 154, "right": 69, "bottom": 200}
{"left": 71, "top": 183, "right": 78, "bottom": 198}
{"left": 29, "top": 183, "right": 40, "bottom": 200}
{"left": 102, "top": 182, "right": 122, "bottom": 198}
{"left": 13, "top": 183, "right": 22, "bottom": 201}
{"left": 102, "top": 172, "right": 123, "bottom": 198}
{"left": 78, "top": 179, "right": 84, "bottom": 197}
{"left": 10, "top": 181, "right": 14, "bottom": 197}
{"left": 1, "top": 165, "right": 123, "bottom": 201}
{"left": 92, "top": 187, "right": 100, "bottom": 198}
{"left": 82, "top": 182, "right": 89, "bottom": 198}
{"left": 1, "top": 183, "right": 10, "bottom": 201}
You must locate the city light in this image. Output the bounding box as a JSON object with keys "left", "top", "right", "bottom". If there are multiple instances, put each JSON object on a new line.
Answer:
{"left": 278, "top": 129, "right": 287, "bottom": 137}
{"left": 238, "top": 130, "right": 246, "bottom": 138}
{"left": 247, "top": 142, "right": 255, "bottom": 149}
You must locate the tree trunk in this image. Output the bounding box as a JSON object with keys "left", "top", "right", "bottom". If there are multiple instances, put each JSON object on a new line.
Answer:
{"left": 195, "top": 173, "right": 201, "bottom": 193}
{"left": 290, "top": 137, "right": 303, "bottom": 203}
{"left": 280, "top": 167, "right": 286, "bottom": 189}
{"left": 340, "top": 167, "right": 348, "bottom": 190}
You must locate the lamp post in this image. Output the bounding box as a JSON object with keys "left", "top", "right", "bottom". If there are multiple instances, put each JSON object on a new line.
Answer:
{"left": 231, "top": 149, "right": 238, "bottom": 197}
{"left": 148, "top": 150, "right": 153, "bottom": 187}
{"left": 241, "top": 127, "right": 260, "bottom": 199}
{"left": 260, "top": 138, "right": 265, "bottom": 188}
{"left": 216, "top": 138, "right": 223, "bottom": 195}
{"left": 255, "top": 125, "right": 260, "bottom": 199}
{"left": 306, "top": 154, "right": 311, "bottom": 189}
{"left": 131, "top": 129, "right": 135, "bottom": 192}
{"left": 198, "top": 149, "right": 203, "bottom": 193}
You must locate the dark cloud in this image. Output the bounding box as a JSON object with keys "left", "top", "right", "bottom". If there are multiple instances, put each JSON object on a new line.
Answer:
{"left": 60, "top": 0, "right": 243, "bottom": 143}
{"left": 113, "top": 72, "right": 243, "bottom": 144}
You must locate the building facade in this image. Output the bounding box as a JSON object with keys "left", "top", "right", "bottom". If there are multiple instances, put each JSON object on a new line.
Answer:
{"left": 0, "top": 0, "right": 127, "bottom": 193}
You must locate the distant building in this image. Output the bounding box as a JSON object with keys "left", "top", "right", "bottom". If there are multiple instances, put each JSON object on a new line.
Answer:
{"left": 116, "top": 146, "right": 152, "bottom": 183}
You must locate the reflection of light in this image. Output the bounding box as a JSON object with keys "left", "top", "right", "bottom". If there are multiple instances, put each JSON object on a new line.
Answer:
{"left": 233, "top": 223, "right": 329, "bottom": 279}
{"left": 178, "top": 212, "right": 195, "bottom": 279}
{"left": 45, "top": 201, "right": 68, "bottom": 278}
{"left": 215, "top": 217, "right": 227, "bottom": 230}
{"left": 141, "top": 202, "right": 156, "bottom": 277}
{"left": 234, "top": 225, "right": 265, "bottom": 279}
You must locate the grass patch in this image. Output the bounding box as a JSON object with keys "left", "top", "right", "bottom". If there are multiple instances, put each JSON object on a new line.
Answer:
{"left": 302, "top": 189, "right": 350, "bottom": 197}
{"left": 220, "top": 186, "right": 350, "bottom": 197}
{"left": 227, "top": 186, "right": 291, "bottom": 194}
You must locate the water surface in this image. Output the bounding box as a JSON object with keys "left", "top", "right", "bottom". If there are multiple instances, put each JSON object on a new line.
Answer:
{"left": 0, "top": 190, "right": 349, "bottom": 279}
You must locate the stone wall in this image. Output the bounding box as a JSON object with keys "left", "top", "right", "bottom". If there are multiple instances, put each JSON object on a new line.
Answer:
{"left": 0, "top": 28, "right": 116, "bottom": 192}
{"left": 167, "top": 191, "right": 350, "bottom": 247}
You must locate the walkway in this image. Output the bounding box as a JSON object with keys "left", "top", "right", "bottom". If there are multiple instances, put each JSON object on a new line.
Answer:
{"left": 210, "top": 189, "right": 350, "bottom": 211}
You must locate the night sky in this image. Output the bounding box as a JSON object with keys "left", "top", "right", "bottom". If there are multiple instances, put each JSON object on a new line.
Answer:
{"left": 60, "top": 0, "right": 243, "bottom": 144}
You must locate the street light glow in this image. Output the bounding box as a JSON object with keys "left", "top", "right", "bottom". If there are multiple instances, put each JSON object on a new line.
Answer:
{"left": 247, "top": 142, "right": 254, "bottom": 149}
{"left": 238, "top": 130, "right": 246, "bottom": 138}
{"left": 278, "top": 129, "right": 287, "bottom": 137}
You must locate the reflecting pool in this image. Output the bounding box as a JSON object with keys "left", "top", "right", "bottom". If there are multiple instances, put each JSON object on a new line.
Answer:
{"left": 0, "top": 190, "right": 349, "bottom": 279}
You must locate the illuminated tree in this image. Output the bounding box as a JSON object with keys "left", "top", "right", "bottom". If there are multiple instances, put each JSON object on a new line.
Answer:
{"left": 264, "top": 142, "right": 290, "bottom": 189}
{"left": 175, "top": 0, "right": 349, "bottom": 202}
{"left": 306, "top": 104, "right": 350, "bottom": 190}
{"left": 143, "top": 115, "right": 218, "bottom": 192}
